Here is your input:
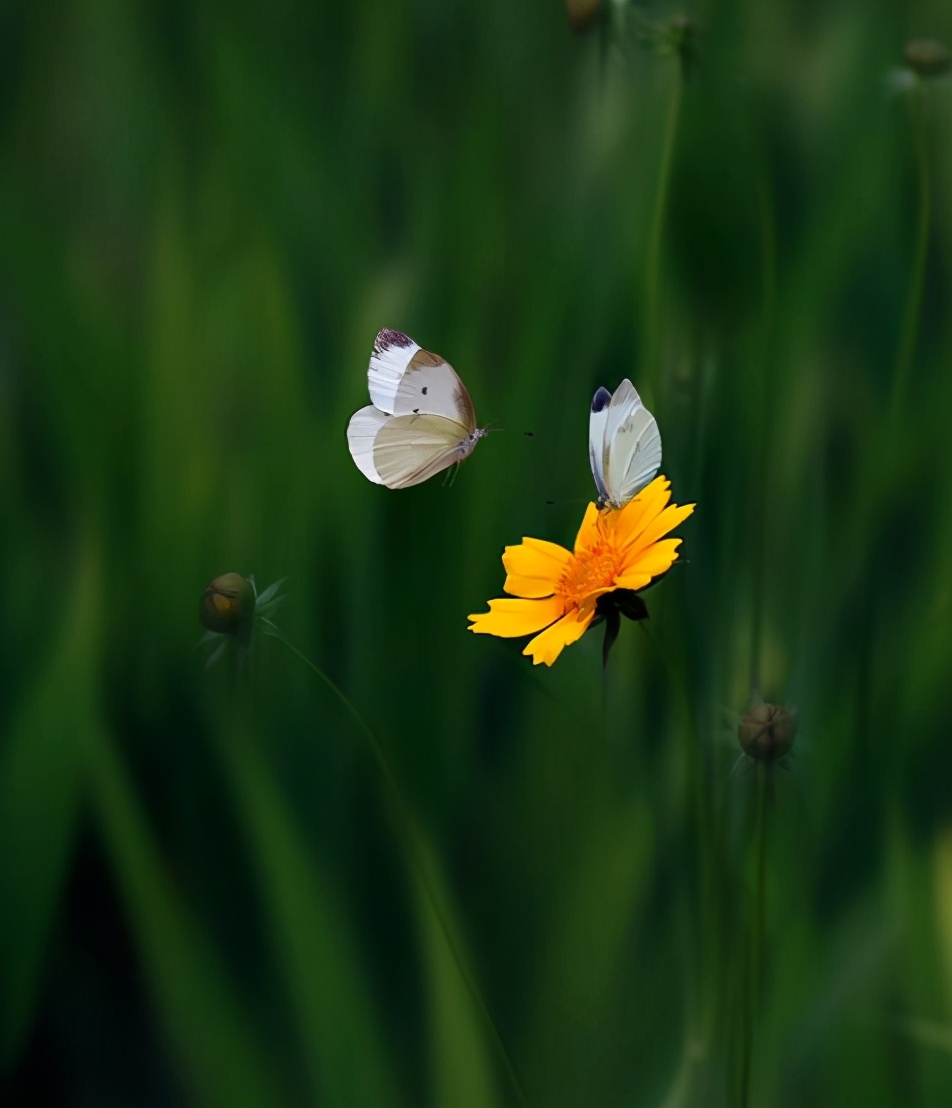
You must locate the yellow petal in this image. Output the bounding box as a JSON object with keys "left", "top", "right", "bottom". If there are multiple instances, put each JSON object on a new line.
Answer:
{"left": 501, "top": 538, "right": 569, "bottom": 597}
{"left": 507, "top": 537, "right": 572, "bottom": 573}
{"left": 503, "top": 574, "right": 556, "bottom": 599}
{"left": 468, "top": 595, "right": 565, "bottom": 638}
{"left": 612, "top": 571, "right": 654, "bottom": 592}
{"left": 638, "top": 474, "right": 672, "bottom": 501}
{"left": 622, "top": 502, "right": 695, "bottom": 559}
{"left": 573, "top": 503, "right": 602, "bottom": 554}
{"left": 612, "top": 477, "right": 672, "bottom": 548}
{"left": 627, "top": 537, "right": 683, "bottom": 579}
{"left": 522, "top": 605, "right": 595, "bottom": 666}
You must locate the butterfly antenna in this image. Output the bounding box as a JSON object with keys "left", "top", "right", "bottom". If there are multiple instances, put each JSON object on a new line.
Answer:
{"left": 544, "top": 495, "right": 593, "bottom": 508}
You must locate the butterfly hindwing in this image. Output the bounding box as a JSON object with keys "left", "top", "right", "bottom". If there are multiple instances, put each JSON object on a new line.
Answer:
{"left": 372, "top": 413, "right": 474, "bottom": 489}
{"left": 346, "top": 405, "right": 390, "bottom": 484}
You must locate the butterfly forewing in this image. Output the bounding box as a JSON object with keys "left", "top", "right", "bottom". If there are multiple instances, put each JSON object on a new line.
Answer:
{"left": 391, "top": 348, "right": 476, "bottom": 430}
{"left": 367, "top": 329, "right": 421, "bottom": 414}
{"left": 602, "top": 380, "right": 639, "bottom": 476}
{"left": 589, "top": 386, "right": 612, "bottom": 503}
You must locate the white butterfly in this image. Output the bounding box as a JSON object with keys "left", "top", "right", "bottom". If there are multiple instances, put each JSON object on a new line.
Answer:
{"left": 347, "top": 329, "right": 488, "bottom": 489}
{"left": 588, "top": 379, "right": 662, "bottom": 509}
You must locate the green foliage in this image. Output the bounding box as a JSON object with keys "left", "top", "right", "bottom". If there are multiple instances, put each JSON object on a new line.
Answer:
{"left": 2, "top": 1, "right": 951, "bottom": 1104}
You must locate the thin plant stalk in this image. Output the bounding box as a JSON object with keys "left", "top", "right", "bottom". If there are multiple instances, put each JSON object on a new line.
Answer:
{"left": 260, "top": 621, "right": 528, "bottom": 1108}
{"left": 740, "top": 762, "right": 768, "bottom": 1108}
{"left": 645, "top": 625, "right": 715, "bottom": 1083}
{"left": 891, "top": 85, "right": 931, "bottom": 416}
{"left": 644, "top": 63, "right": 683, "bottom": 398}
{"left": 749, "top": 148, "right": 778, "bottom": 702}
{"left": 739, "top": 150, "right": 778, "bottom": 1105}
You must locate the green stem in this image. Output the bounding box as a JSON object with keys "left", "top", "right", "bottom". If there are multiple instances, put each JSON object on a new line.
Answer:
{"left": 740, "top": 763, "right": 768, "bottom": 1108}
{"left": 262, "top": 624, "right": 528, "bottom": 1108}
{"left": 644, "top": 64, "right": 683, "bottom": 398}
{"left": 749, "top": 151, "right": 778, "bottom": 703}
{"left": 644, "top": 626, "right": 714, "bottom": 1067}
{"left": 891, "top": 86, "right": 930, "bottom": 416}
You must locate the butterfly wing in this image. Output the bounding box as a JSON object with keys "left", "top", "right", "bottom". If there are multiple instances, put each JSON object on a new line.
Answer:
{"left": 589, "top": 385, "right": 612, "bottom": 503}
{"left": 602, "top": 380, "right": 662, "bottom": 505}
{"left": 368, "top": 329, "right": 476, "bottom": 431}
{"left": 352, "top": 330, "right": 481, "bottom": 488}
{"left": 346, "top": 405, "right": 390, "bottom": 484}
{"left": 367, "top": 329, "right": 421, "bottom": 414}
{"left": 393, "top": 350, "right": 476, "bottom": 430}
{"left": 372, "top": 413, "right": 475, "bottom": 489}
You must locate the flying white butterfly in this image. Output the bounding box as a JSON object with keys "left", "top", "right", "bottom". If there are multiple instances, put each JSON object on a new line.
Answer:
{"left": 347, "top": 329, "right": 488, "bottom": 489}
{"left": 588, "top": 379, "right": 662, "bottom": 509}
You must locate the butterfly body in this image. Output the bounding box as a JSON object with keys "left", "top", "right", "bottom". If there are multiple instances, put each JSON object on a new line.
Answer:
{"left": 588, "top": 379, "right": 662, "bottom": 509}
{"left": 347, "top": 329, "right": 486, "bottom": 489}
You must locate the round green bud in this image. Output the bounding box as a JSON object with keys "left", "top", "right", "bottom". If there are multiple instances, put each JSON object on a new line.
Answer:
{"left": 738, "top": 703, "right": 796, "bottom": 762}
{"left": 566, "top": 0, "right": 602, "bottom": 34}
{"left": 904, "top": 39, "right": 951, "bottom": 79}
{"left": 200, "top": 573, "right": 255, "bottom": 638}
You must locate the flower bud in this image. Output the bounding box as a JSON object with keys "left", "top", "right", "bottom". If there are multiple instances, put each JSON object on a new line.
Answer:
{"left": 904, "top": 39, "right": 951, "bottom": 79}
{"left": 664, "top": 14, "right": 698, "bottom": 79}
{"left": 566, "top": 0, "right": 602, "bottom": 34}
{"left": 738, "top": 703, "right": 796, "bottom": 762}
{"left": 200, "top": 573, "right": 255, "bottom": 638}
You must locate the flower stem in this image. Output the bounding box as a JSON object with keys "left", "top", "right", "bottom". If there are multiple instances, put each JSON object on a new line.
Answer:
{"left": 740, "top": 763, "right": 768, "bottom": 1108}
{"left": 644, "top": 625, "right": 715, "bottom": 1080}
{"left": 644, "top": 63, "right": 683, "bottom": 398}
{"left": 891, "top": 86, "right": 931, "bottom": 416}
{"left": 261, "top": 623, "right": 527, "bottom": 1108}
{"left": 748, "top": 151, "right": 778, "bottom": 703}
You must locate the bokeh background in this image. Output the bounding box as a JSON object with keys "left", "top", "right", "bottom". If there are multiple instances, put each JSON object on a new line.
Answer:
{"left": 2, "top": 1, "right": 952, "bottom": 1105}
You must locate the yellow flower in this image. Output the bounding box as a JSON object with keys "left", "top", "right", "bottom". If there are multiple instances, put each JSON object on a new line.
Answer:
{"left": 468, "top": 476, "right": 695, "bottom": 666}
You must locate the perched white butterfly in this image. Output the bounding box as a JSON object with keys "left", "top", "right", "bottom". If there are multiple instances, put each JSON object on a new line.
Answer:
{"left": 588, "top": 379, "right": 662, "bottom": 509}
{"left": 347, "top": 329, "right": 488, "bottom": 489}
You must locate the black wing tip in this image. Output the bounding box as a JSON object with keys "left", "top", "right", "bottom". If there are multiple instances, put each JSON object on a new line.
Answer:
{"left": 374, "top": 328, "right": 414, "bottom": 353}
{"left": 591, "top": 386, "right": 612, "bottom": 412}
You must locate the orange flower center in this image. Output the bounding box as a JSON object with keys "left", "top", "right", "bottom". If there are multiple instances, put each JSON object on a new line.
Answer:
{"left": 556, "top": 541, "right": 620, "bottom": 606}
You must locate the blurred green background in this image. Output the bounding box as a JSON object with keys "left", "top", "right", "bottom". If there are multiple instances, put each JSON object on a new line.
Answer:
{"left": 2, "top": 1, "right": 952, "bottom": 1105}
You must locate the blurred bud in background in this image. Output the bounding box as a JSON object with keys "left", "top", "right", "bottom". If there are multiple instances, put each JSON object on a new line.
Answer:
{"left": 662, "top": 14, "right": 699, "bottom": 79}
{"left": 738, "top": 702, "right": 797, "bottom": 763}
{"left": 200, "top": 572, "right": 256, "bottom": 642}
{"left": 904, "top": 39, "right": 951, "bottom": 80}
{"left": 566, "top": 0, "right": 603, "bottom": 35}
{"left": 890, "top": 37, "right": 951, "bottom": 94}
{"left": 565, "top": 0, "right": 699, "bottom": 80}
{"left": 199, "top": 573, "right": 286, "bottom": 669}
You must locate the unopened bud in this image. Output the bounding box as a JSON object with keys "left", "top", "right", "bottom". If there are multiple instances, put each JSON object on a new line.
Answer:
{"left": 200, "top": 573, "right": 255, "bottom": 638}
{"left": 668, "top": 14, "right": 693, "bottom": 40}
{"left": 738, "top": 703, "right": 796, "bottom": 762}
{"left": 904, "top": 39, "right": 951, "bottom": 79}
{"left": 665, "top": 14, "right": 698, "bottom": 79}
{"left": 566, "top": 0, "right": 602, "bottom": 34}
